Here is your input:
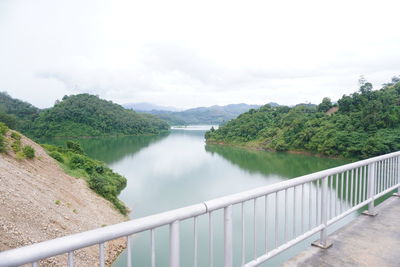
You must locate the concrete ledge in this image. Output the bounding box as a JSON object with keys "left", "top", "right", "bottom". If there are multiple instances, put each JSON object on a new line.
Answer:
{"left": 361, "top": 210, "right": 378, "bottom": 216}
{"left": 284, "top": 197, "right": 400, "bottom": 267}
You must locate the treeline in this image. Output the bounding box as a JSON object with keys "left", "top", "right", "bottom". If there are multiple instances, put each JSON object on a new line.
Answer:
{"left": 0, "top": 92, "right": 40, "bottom": 131}
{"left": 0, "top": 93, "right": 170, "bottom": 138}
{"left": 206, "top": 77, "right": 400, "bottom": 159}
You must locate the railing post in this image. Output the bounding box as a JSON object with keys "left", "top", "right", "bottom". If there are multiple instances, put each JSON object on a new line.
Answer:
{"left": 68, "top": 251, "right": 74, "bottom": 267}
{"left": 170, "top": 221, "right": 180, "bottom": 267}
{"left": 224, "top": 205, "right": 233, "bottom": 267}
{"left": 363, "top": 163, "right": 378, "bottom": 216}
{"left": 312, "top": 177, "right": 332, "bottom": 249}
{"left": 126, "top": 236, "right": 132, "bottom": 267}
{"left": 394, "top": 156, "right": 400, "bottom": 197}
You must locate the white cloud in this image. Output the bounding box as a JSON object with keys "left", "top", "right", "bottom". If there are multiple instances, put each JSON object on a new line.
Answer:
{"left": 0, "top": 0, "right": 399, "bottom": 108}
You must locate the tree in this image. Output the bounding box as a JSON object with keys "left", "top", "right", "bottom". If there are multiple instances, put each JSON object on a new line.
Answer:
{"left": 317, "top": 97, "right": 333, "bottom": 113}
{"left": 358, "top": 76, "right": 373, "bottom": 94}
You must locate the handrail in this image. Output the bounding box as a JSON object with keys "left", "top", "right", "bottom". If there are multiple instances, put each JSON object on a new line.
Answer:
{"left": 1, "top": 151, "right": 399, "bottom": 267}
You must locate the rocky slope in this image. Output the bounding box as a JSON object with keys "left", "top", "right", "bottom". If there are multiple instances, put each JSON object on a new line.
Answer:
{"left": 0, "top": 132, "right": 127, "bottom": 266}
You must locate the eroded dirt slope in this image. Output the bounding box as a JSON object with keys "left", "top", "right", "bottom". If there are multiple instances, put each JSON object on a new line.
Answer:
{"left": 0, "top": 133, "right": 127, "bottom": 266}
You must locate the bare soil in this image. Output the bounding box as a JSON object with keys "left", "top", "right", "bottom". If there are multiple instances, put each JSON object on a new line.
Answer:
{"left": 0, "top": 132, "right": 127, "bottom": 266}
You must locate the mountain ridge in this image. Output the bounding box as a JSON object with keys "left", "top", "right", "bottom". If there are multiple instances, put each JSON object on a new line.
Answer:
{"left": 136, "top": 102, "right": 279, "bottom": 125}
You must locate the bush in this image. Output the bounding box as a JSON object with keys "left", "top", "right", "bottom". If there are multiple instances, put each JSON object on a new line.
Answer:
{"left": 66, "top": 141, "right": 85, "bottom": 155}
{"left": 88, "top": 175, "right": 128, "bottom": 214}
{"left": 11, "top": 140, "right": 21, "bottom": 152}
{"left": 23, "top": 145, "right": 35, "bottom": 159}
{"left": 69, "top": 154, "right": 85, "bottom": 169}
{"left": 10, "top": 131, "right": 21, "bottom": 140}
{"left": 49, "top": 151, "right": 64, "bottom": 163}
{"left": 95, "top": 165, "right": 105, "bottom": 174}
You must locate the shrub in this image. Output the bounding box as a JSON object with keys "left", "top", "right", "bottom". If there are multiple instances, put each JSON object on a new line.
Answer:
{"left": 10, "top": 132, "right": 21, "bottom": 140}
{"left": 88, "top": 175, "right": 128, "bottom": 215}
{"left": 95, "top": 165, "right": 105, "bottom": 174}
{"left": 66, "top": 141, "right": 85, "bottom": 155}
{"left": 69, "top": 154, "right": 85, "bottom": 169}
{"left": 23, "top": 145, "right": 35, "bottom": 159}
{"left": 11, "top": 140, "right": 21, "bottom": 152}
{"left": 49, "top": 151, "right": 64, "bottom": 163}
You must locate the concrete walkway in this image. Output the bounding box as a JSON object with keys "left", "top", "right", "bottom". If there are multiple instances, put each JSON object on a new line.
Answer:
{"left": 284, "top": 196, "right": 400, "bottom": 267}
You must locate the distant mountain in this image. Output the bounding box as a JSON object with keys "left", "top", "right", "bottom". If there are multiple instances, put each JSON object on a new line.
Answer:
{"left": 145, "top": 103, "right": 269, "bottom": 125}
{"left": 123, "top": 102, "right": 182, "bottom": 112}
{"left": 266, "top": 102, "right": 279, "bottom": 107}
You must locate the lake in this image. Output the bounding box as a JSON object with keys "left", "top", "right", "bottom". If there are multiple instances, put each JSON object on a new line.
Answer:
{"left": 42, "top": 126, "right": 352, "bottom": 266}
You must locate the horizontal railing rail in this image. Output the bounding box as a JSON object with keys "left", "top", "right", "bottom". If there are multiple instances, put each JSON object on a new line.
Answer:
{"left": 1, "top": 151, "right": 399, "bottom": 267}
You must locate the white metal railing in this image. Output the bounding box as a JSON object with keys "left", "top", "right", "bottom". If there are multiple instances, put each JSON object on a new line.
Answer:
{"left": 1, "top": 151, "right": 399, "bottom": 267}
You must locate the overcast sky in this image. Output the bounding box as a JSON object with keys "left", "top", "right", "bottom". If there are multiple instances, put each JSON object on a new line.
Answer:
{"left": 0, "top": 0, "right": 399, "bottom": 109}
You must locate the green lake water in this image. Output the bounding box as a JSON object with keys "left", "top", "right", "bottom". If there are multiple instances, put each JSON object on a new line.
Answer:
{"left": 42, "top": 126, "right": 354, "bottom": 266}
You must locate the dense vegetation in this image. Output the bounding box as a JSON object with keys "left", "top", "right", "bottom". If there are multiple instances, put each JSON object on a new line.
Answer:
{"left": 0, "top": 92, "right": 40, "bottom": 131}
{"left": 25, "top": 94, "right": 169, "bottom": 138}
{"left": 42, "top": 141, "right": 128, "bottom": 214}
{"left": 139, "top": 103, "right": 271, "bottom": 125}
{"left": 206, "top": 77, "right": 400, "bottom": 159}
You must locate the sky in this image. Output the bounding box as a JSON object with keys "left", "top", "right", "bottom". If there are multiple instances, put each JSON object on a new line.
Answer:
{"left": 0, "top": 0, "right": 399, "bottom": 109}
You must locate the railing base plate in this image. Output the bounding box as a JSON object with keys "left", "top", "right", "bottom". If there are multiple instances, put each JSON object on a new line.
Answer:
{"left": 361, "top": 210, "right": 378, "bottom": 216}
{"left": 311, "top": 240, "right": 333, "bottom": 249}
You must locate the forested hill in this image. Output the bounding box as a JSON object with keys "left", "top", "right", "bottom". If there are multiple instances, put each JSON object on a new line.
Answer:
{"left": 141, "top": 103, "right": 276, "bottom": 125}
{"left": 0, "top": 93, "right": 169, "bottom": 138}
{"left": 0, "top": 92, "right": 40, "bottom": 130}
{"left": 205, "top": 77, "right": 400, "bottom": 159}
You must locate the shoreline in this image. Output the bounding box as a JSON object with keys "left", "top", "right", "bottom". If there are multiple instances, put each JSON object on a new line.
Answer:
{"left": 205, "top": 140, "right": 351, "bottom": 160}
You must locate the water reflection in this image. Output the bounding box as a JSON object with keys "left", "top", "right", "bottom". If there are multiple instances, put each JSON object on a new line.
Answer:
{"left": 205, "top": 144, "right": 350, "bottom": 178}
{"left": 39, "top": 133, "right": 169, "bottom": 164}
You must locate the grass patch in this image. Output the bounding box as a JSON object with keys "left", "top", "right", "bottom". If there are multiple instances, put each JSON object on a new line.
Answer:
{"left": 15, "top": 151, "right": 25, "bottom": 160}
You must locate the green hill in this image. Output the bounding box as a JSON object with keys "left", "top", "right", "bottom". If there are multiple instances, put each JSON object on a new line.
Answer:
{"left": 206, "top": 77, "right": 400, "bottom": 159}
{"left": 0, "top": 92, "right": 40, "bottom": 130}
{"left": 26, "top": 94, "right": 169, "bottom": 138}
{"left": 0, "top": 93, "right": 170, "bottom": 138}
